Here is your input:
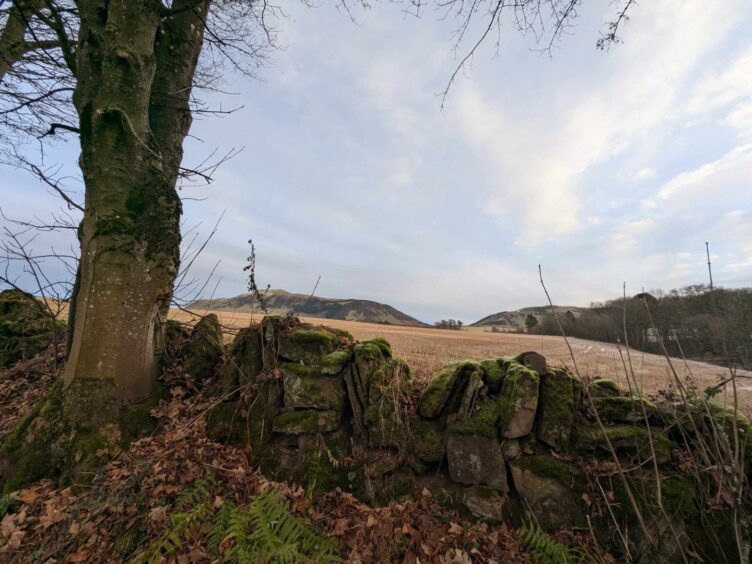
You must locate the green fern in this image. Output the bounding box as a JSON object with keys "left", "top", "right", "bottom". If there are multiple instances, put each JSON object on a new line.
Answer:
{"left": 134, "top": 502, "right": 211, "bottom": 563}
{"left": 132, "top": 471, "right": 216, "bottom": 563}
{"left": 0, "top": 494, "right": 11, "bottom": 518}
{"left": 521, "top": 520, "right": 585, "bottom": 564}
{"left": 175, "top": 469, "right": 215, "bottom": 509}
{"left": 222, "top": 488, "right": 340, "bottom": 563}
{"left": 132, "top": 474, "right": 339, "bottom": 563}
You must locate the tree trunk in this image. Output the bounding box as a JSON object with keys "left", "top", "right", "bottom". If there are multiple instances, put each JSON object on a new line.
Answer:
{"left": 1, "top": 0, "right": 211, "bottom": 492}
{"left": 0, "top": 1, "right": 36, "bottom": 82}
{"left": 64, "top": 0, "right": 210, "bottom": 403}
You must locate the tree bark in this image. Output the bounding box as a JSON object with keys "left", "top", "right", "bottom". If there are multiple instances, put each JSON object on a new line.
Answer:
{"left": 64, "top": 0, "right": 210, "bottom": 403}
{"left": 0, "top": 0, "right": 40, "bottom": 82}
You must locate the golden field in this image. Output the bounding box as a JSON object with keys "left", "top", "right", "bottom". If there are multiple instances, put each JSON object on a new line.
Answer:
{"left": 172, "top": 307, "right": 752, "bottom": 415}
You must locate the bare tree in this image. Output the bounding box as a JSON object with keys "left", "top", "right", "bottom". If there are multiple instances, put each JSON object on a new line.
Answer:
{"left": 0, "top": 0, "right": 638, "bottom": 487}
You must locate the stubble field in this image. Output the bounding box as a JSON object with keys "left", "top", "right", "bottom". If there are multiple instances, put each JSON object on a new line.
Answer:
{"left": 173, "top": 308, "right": 752, "bottom": 415}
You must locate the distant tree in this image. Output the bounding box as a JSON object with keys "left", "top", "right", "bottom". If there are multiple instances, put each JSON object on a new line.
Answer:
{"left": 434, "top": 319, "right": 463, "bottom": 330}
{"left": 525, "top": 314, "right": 538, "bottom": 332}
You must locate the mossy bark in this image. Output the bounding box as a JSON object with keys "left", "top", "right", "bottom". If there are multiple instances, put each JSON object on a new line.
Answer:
{"left": 0, "top": 378, "right": 159, "bottom": 493}
{"left": 2, "top": 1, "right": 211, "bottom": 489}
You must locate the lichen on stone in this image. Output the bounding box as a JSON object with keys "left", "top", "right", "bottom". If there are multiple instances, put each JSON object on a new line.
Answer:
{"left": 589, "top": 378, "right": 622, "bottom": 397}
{"left": 498, "top": 361, "right": 540, "bottom": 439}
{"left": 447, "top": 398, "right": 502, "bottom": 438}
{"left": 277, "top": 327, "right": 339, "bottom": 364}
{"left": 272, "top": 409, "right": 340, "bottom": 435}
{"left": 417, "top": 361, "right": 478, "bottom": 420}
{"left": 576, "top": 424, "right": 672, "bottom": 463}
{"left": 320, "top": 350, "right": 351, "bottom": 375}
{"left": 536, "top": 367, "right": 581, "bottom": 450}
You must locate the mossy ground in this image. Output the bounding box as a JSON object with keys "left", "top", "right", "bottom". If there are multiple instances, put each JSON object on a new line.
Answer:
{"left": 0, "top": 378, "right": 159, "bottom": 494}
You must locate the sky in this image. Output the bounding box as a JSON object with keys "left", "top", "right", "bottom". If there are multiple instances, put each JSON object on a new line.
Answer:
{"left": 2, "top": 0, "right": 752, "bottom": 324}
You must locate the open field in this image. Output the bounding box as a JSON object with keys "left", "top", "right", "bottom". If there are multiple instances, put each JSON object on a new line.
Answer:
{"left": 173, "top": 308, "right": 752, "bottom": 415}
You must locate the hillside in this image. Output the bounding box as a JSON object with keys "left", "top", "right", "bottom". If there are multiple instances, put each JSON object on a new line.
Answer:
{"left": 471, "top": 305, "right": 586, "bottom": 331}
{"left": 190, "top": 289, "right": 427, "bottom": 327}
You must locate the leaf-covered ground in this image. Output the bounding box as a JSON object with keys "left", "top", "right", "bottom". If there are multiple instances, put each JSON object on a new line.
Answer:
{"left": 0, "top": 348, "right": 531, "bottom": 562}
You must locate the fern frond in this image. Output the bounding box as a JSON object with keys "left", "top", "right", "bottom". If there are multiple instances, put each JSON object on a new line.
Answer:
{"left": 521, "top": 520, "right": 586, "bottom": 564}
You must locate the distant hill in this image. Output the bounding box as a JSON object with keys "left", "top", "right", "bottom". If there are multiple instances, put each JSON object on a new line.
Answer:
{"left": 190, "top": 289, "right": 427, "bottom": 327}
{"left": 471, "top": 305, "right": 587, "bottom": 331}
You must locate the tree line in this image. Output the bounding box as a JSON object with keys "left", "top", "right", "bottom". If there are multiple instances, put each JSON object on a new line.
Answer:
{"left": 528, "top": 285, "right": 752, "bottom": 370}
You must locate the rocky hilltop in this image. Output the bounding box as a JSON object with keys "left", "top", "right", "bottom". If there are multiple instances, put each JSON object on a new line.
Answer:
{"left": 190, "top": 289, "right": 427, "bottom": 327}
{"left": 472, "top": 305, "right": 586, "bottom": 330}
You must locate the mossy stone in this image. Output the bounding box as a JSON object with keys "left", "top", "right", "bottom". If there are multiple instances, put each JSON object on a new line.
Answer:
{"left": 272, "top": 409, "right": 340, "bottom": 435}
{"left": 589, "top": 378, "right": 622, "bottom": 397}
{"left": 417, "top": 361, "right": 478, "bottom": 420}
{"left": 321, "top": 350, "right": 350, "bottom": 375}
{"left": 281, "top": 363, "right": 345, "bottom": 411}
{"left": 576, "top": 425, "right": 672, "bottom": 463}
{"left": 364, "top": 397, "right": 408, "bottom": 448}
{"left": 277, "top": 327, "right": 339, "bottom": 364}
{"left": 509, "top": 454, "right": 584, "bottom": 531}
{"left": 0, "top": 289, "right": 65, "bottom": 368}
{"left": 479, "top": 359, "right": 504, "bottom": 393}
{"left": 461, "top": 485, "right": 504, "bottom": 523}
{"left": 447, "top": 398, "right": 502, "bottom": 438}
{"left": 446, "top": 434, "right": 506, "bottom": 490}
{"left": 219, "top": 325, "right": 263, "bottom": 390}
{"left": 409, "top": 419, "right": 446, "bottom": 462}
{"left": 498, "top": 361, "right": 540, "bottom": 439}
{"left": 182, "top": 314, "right": 223, "bottom": 381}
{"left": 536, "top": 367, "right": 581, "bottom": 451}
{"left": 590, "top": 395, "right": 657, "bottom": 424}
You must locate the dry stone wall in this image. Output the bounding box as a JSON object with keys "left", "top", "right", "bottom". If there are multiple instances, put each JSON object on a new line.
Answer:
{"left": 195, "top": 316, "right": 750, "bottom": 562}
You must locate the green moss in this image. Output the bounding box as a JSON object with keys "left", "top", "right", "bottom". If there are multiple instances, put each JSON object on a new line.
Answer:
{"left": 277, "top": 328, "right": 339, "bottom": 364}
{"left": 281, "top": 363, "right": 345, "bottom": 411}
{"left": 498, "top": 361, "right": 540, "bottom": 438}
{"left": 707, "top": 402, "right": 752, "bottom": 452}
{"left": 364, "top": 399, "right": 407, "bottom": 448}
{"left": 417, "top": 361, "right": 477, "bottom": 419}
{"left": 353, "top": 341, "right": 383, "bottom": 362}
{"left": 589, "top": 378, "right": 622, "bottom": 397}
{"left": 409, "top": 419, "right": 445, "bottom": 462}
{"left": 321, "top": 350, "right": 350, "bottom": 375}
{"left": 1, "top": 378, "right": 162, "bottom": 494}
{"left": 590, "top": 395, "right": 656, "bottom": 423}
{"left": 513, "top": 453, "right": 580, "bottom": 486}
{"left": 272, "top": 409, "right": 340, "bottom": 435}
{"left": 577, "top": 425, "right": 672, "bottom": 463}
{"left": 330, "top": 328, "right": 354, "bottom": 341}
{"left": 0, "top": 289, "right": 65, "bottom": 368}
{"left": 447, "top": 399, "right": 502, "bottom": 438}
{"left": 219, "top": 325, "right": 263, "bottom": 389}
{"left": 536, "top": 367, "right": 581, "bottom": 450}
{"left": 479, "top": 359, "right": 504, "bottom": 393}
{"left": 368, "top": 337, "right": 392, "bottom": 357}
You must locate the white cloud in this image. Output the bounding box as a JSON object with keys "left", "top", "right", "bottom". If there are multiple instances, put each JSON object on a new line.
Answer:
{"left": 654, "top": 144, "right": 752, "bottom": 203}
{"left": 454, "top": 0, "right": 746, "bottom": 245}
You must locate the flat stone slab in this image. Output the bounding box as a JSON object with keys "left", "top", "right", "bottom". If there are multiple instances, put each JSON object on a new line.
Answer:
{"left": 510, "top": 455, "right": 584, "bottom": 531}
{"left": 462, "top": 485, "right": 504, "bottom": 523}
{"left": 282, "top": 363, "right": 345, "bottom": 411}
{"left": 536, "top": 367, "right": 581, "bottom": 451}
{"left": 277, "top": 327, "right": 339, "bottom": 364}
{"left": 499, "top": 362, "right": 540, "bottom": 439}
{"left": 446, "top": 434, "right": 507, "bottom": 490}
{"left": 272, "top": 409, "right": 340, "bottom": 435}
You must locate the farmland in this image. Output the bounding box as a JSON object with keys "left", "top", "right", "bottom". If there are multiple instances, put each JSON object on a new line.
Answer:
{"left": 173, "top": 308, "right": 752, "bottom": 414}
